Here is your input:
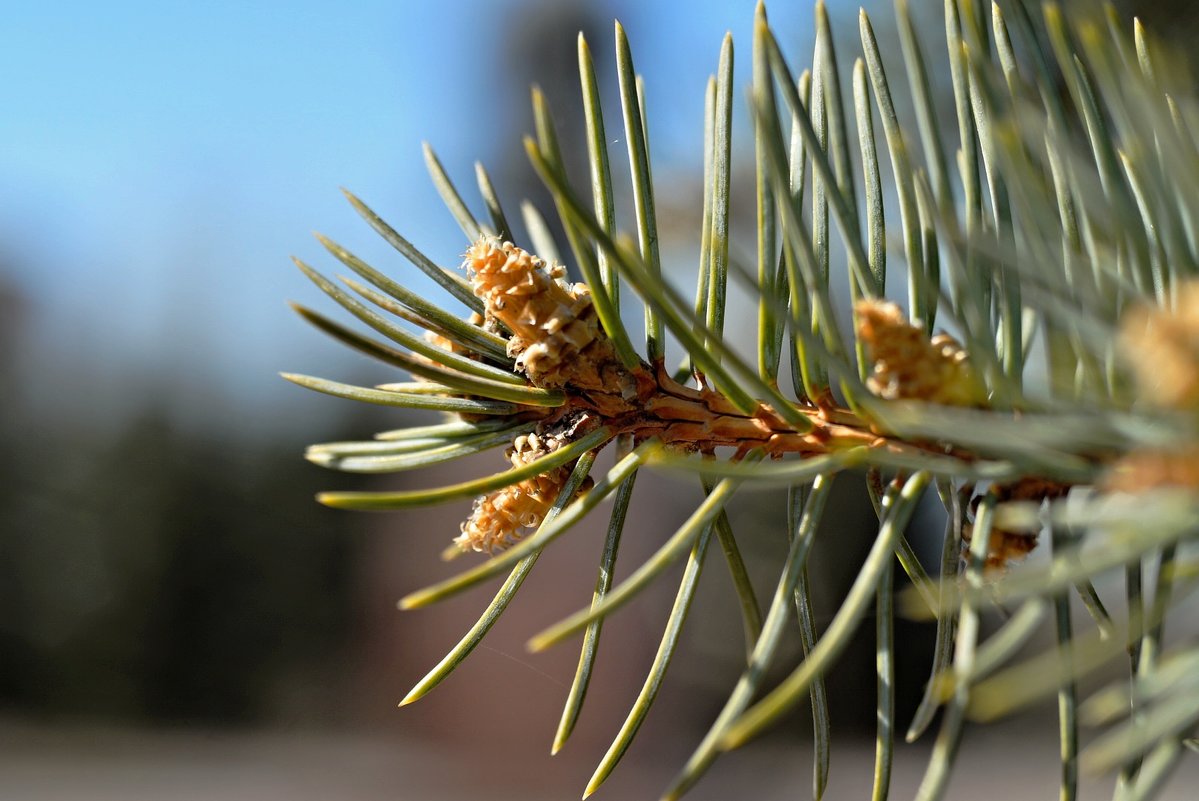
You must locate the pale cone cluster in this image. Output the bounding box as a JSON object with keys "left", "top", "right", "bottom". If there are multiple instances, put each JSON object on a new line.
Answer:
{"left": 1119, "top": 282, "right": 1199, "bottom": 410}
{"left": 452, "top": 238, "right": 640, "bottom": 554}
{"left": 962, "top": 525, "right": 1039, "bottom": 570}
{"left": 454, "top": 431, "right": 572, "bottom": 554}
{"left": 1104, "top": 283, "right": 1199, "bottom": 493}
{"left": 1104, "top": 446, "right": 1199, "bottom": 493}
{"left": 856, "top": 299, "right": 1054, "bottom": 569}
{"left": 856, "top": 299, "right": 984, "bottom": 407}
{"left": 463, "top": 237, "right": 618, "bottom": 392}
{"left": 963, "top": 478, "right": 1070, "bottom": 570}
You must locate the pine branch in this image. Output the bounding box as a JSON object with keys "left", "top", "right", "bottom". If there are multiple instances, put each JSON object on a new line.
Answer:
{"left": 285, "top": 3, "right": 1199, "bottom": 799}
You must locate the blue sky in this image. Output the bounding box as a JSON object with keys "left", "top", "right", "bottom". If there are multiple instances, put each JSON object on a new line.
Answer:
{"left": 0, "top": 0, "right": 856, "bottom": 432}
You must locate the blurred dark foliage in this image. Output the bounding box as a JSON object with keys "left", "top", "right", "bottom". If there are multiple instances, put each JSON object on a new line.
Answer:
{"left": 0, "top": 279, "right": 366, "bottom": 724}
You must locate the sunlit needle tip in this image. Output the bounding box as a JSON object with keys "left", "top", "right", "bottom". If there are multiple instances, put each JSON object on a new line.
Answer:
{"left": 525, "top": 635, "right": 552, "bottom": 653}
{"left": 717, "top": 729, "right": 747, "bottom": 752}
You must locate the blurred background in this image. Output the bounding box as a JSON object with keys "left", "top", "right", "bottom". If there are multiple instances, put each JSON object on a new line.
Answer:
{"left": 2, "top": 1, "right": 1197, "bottom": 799}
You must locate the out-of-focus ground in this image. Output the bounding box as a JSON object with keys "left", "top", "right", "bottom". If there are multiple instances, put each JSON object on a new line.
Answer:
{"left": 1, "top": 714, "right": 1196, "bottom": 801}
